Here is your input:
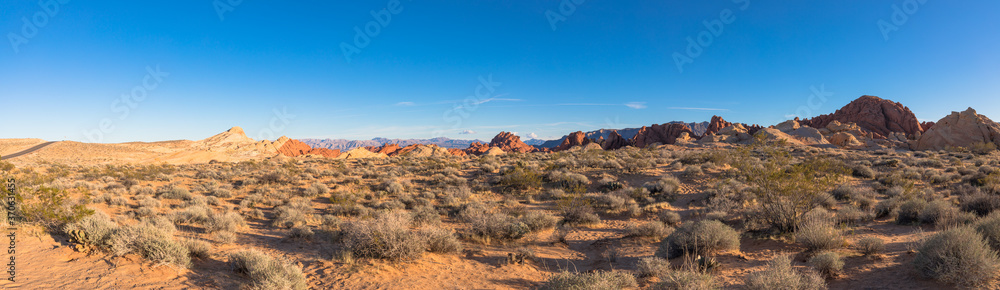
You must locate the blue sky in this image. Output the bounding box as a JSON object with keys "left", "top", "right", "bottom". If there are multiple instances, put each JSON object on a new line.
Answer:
{"left": 1, "top": 1, "right": 998, "bottom": 143}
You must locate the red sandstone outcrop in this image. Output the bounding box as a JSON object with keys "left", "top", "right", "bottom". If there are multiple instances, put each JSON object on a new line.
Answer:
{"left": 489, "top": 132, "right": 536, "bottom": 153}
{"left": 447, "top": 148, "right": 467, "bottom": 156}
{"left": 276, "top": 138, "right": 341, "bottom": 158}
{"left": 800, "top": 95, "right": 924, "bottom": 139}
{"left": 464, "top": 142, "right": 490, "bottom": 156}
{"left": 921, "top": 121, "right": 935, "bottom": 131}
{"left": 554, "top": 131, "right": 592, "bottom": 151}
{"left": 705, "top": 116, "right": 733, "bottom": 136}
{"left": 631, "top": 123, "right": 696, "bottom": 148}
{"left": 913, "top": 108, "right": 1000, "bottom": 151}
{"left": 602, "top": 130, "right": 631, "bottom": 150}
{"left": 366, "top": 144, "right": 402, "bottom": 156}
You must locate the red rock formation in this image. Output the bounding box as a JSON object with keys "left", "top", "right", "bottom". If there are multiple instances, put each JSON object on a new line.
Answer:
{"left": 395, "top": 144, "right": 420, "bottom": 156}
{"left": 630, "top": 123, "right": 696, "bottom": 148}
{"left": 489, "top": 132, "right": 537, "bottom": 153}
{"left": 921, "top": 121, "right": 935, "bottom": 131}
{"left": 464, "top": 142, "right": 490, "bottom": 156}
{"left": 366, "top": 144, "right": 402, "bottom": 156}
{"left": 534, "top": 146, "right": 552, "bottom": 153}
{"left": 602, "top": 130, "right": 631, "bottom": 150}
{"left": 447, "top": 148, "right": 467, "bottom": 156}
{"left": 800, "top": 95, "right": 924, "bottom": 139}
{"left": 704, "top": 116, "right": 733, "bottom": 136}
{"left": 553, "top": 131, "right": 591, "bottom": 151}
{"left": 277, "top": 139, "right": 340, "bottom": 158}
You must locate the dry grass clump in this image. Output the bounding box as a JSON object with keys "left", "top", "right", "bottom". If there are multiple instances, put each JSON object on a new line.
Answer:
{"left": 539, "top": 270, "right": 637, "bottom": 290}
{"left": 855, "top": 236, "right": 885, "bottom": 256}
{"left": 229, "top": 250, "right": 307, "bottom": 290}
{"left": 809, "top": 251, "right": 843, "bottom": 278}
{"left": 420, "top": 226, "right": 462, "bottom": 254}
{"left": 796, "top": 209, "right": 844, "bottom": 252}
{"left": 912, "top": 226, "right": 1000, "bottom": 287}
{"left": 658, "top": 210, "right": 682, "bottom": 226}
{"left": 273, "top": 197, "right": 313, "bottom": 228}
{"left": 173, "top": 205, "right": 212, "bottom": 225}
{"left": 636, "top": 257, "right": 671, "bottom": 278}
{"left": 206, "top": 211, "right": 246, "bottom": 233}
{"left": 106, "top": 222, "right": 191, "bottom": 268}
{"left": 465, "top": 211, "right": 530, "bottom": 242}
{"left": 559, "top": 203, "right": 601, "bottom": 226}
{"left": 158, "top": 186, "right": 193, "bottom": 200}
{"left": 745, "top": 255, "right": 826, "bottom": 290}
{"left": 643, "top": 176, "right": 681, "bottom": 201}
{"left": 656, "top": 220, "right": 740, "bottom": 259}
{"left": 520, "top": 210, "right": 558, "bottom": 232}
{"left": 182, "top": 238, "right": 212, "bottom": 259}
{"left": 341, "top": 211, "right": 426, "bottom": 261}
{"left": 625, "top": 221, "right": 674, "bottom": 240}
{"left": 656, "top": 269, "right": 717, "bottom": 290}
{"left": 974, "top": 212, "right": 1000, "bottom": 251}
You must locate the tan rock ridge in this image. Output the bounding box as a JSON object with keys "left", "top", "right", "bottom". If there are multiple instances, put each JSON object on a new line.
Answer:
{"left": 913, "top": 108, "right": 1000, "bottom": 151}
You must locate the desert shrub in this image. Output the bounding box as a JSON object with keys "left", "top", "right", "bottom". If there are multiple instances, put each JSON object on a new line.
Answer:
{"left": 207, "top": 211, "right": 246, "bottom": 233}
{"left": 229, "top": 250, "right": 307, "bottom": 290}
{"left": 796, "top": 209, "right": 844, "bottom": 252}
{"left": 745, "top": 255, "right": 826, "bottom": 290}
{"left": 809, "top": 251, "right": 843, "bottom": 278}
{"left": 466, "top": 211, "right": 530, "bottom": 242}
{"left": 874, "top": 197, "right": 903, "bottom": 218}
{"left": 182, "top": 238, "right": 212, "bottom": 259}
{"left": 919, "top": 200, "right": 969, "bottom": 227}
{"left": 304, "top": 182, "right": 329, "bottom": 197}
{"left": 975, "top": 213, "right": 1000, "bottom": 251}
{"left": 559, "top": 204, "right": 601, "bottom": 226}
{"left": 656, "top": 220, "right": 740, "bottom": 259}
{"left": 643, "top": 176, "right": 681, "bottom": 201}
{"left": 836, "top": 205, "right": 872, "bottom": 226}
{"left": 585, "top": 193, "right": 628, "bottom": 212}
{"left": 138, "top": 196, "right": 162, "bottom": 208}
{"left": 158, "top": 186, "right": 192, "bottom": 200}
{"left": 420, "top": 226, "right": 462, "bottom": 254}
{"left": 895, "top": 199, "right": 927, "bottom": 225}
{"left": 497, "top": 164, "right": 542, "bottom": 194}
{"left": 659, "top": 210, "right": 682, "bottom": 226}
{"left": 830, "top": 184, "right": 875, "bottom": 202}
{"left": 540, "top": 271, "right": 637, "bottom": 290}
{"left": 64, "top": 211, "right": 118, "bottom": 247}
{"left": 173, "top": 205, "right": 212, "bottom": 225}
{"left": 855, "top": 236, "right": 885, "bottom": 256}
{"left": 960, "top": 192, "right": 1000, "bottom": 216}
{"left": 106, "top": 223, "right": 191, "bottom": 267}
{"left": 520, "top": 210, "right": 558, "bottom": 232}
{"left": 625, "top": 221, "right": 674, "bottom": 239}
{"left": 636, "top": 257, "right": 671, "bottom": 278}
{"left": 410, "top": 205, "right": 441, "bottom": 227}
{"left": 682, "top": 165, "right": 704, "bottom": 177}
{"left": 656, "top": 269, "right": 717, "bottom": 290}
{"left": 287, "top": 225, "right": 314, "bottom": 240}
{"left": 143, "top": 215, "right": 177, "bottom": 235}
{"left": 851, "top": 164, "right": 876, "bottom": 179}
{"left": 341, "top": 211, "right": 425, "bottom": 261}
{"left": 912, "top": 226, "right": 1000, "bottom": 287}
{"left": 273, "top": 198, "right": 313, "bottom": 228}
{"left": 15, "top": 186, "right": 94, "bottom": 226}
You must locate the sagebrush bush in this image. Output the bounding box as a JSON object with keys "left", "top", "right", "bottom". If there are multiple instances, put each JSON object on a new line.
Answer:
{"left": 636, "top": 257, "right": 671, "bottom": 278}
{"left": 158, "top": 186, "right": 193, "bottom": 200}
{"left": 913, "top": 226, "right": 1000, "bottom": 287}
{"left": 229, "top": 250, "right": 307, "bottom": 290}
{"left": 304, "top": 182, "right": 329, "bottom": 197}
{"left": 106, "top": 223, "right": 191, "bottom": 268}
{"left": 919, "top": 200, "right": 971, "bottom": 227}
{"left": 173, "top": 205, "right": 211, "bottom": 225}
{"left": 895, "top": 199, "right": 927, "bottom": 225}
{"left": 273, "top": 199, "right": 313, "bottom": 229}
{"left": 64, "top": 210, "right": 117, "bottom": 247}
{"left": 974, "top": 213, "right": 1000, "bottom": 251}
{"left": 182, "top": 238, "right": 212, "bottom": 259}
{"left": 809, "top": 251, "right": 843, "bottom": 278}
{"left": 540, "top": 271, "right": 637, "bottom": 290}
{"left": 659, "top": 210, "right": 682, "bottom": 226}
{"left": 657, "top": 220, "right": 740, "bottom": 259}
{"left": 467, "top": 211, "right": 530, "bottom": 242}
{"left": 656, "top": 269, "right": 717, "bottom": 290}
{"left": 560, "top": 205, "right": 601, "bottom": 226}
{"left": 643, "top": 176, "right": 681, "bottom": 201}
{"left": 520, "top": 210, "right": 558, "bottom": 232}
{"left": 745, "top": 255, "right": 826, "bottom": 290}
{"left": 960, "top": 192, "right": 1000, "bottom": 216}
{"left": 207, "top": 211, "right": 246, "bottom": 233}
{"left": 421, "top": 226, "right": 462, "bottom": 254}
{"left": 342, "top": 211, "right": 425, "bottom": 261}
{"left": 855, "top": 236, "right": 885, "bottom": 256}
{"left": 625, "top": 221, "right": 674, "bottom": 239}
{"left": 796, "top": 211, "right": 844, "bottom": 252}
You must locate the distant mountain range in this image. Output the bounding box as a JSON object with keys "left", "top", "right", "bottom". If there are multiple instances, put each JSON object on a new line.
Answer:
{"left": 538, "top": 121, "right": 710, "bottom": 148}
{"left": 300, "top": 137, "right": 484, "bottom": 151}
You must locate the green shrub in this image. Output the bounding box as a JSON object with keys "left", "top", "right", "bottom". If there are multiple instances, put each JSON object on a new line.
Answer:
{"left": 855, "top": 236, "right": 885, "bottom": 256}
{"left": 912, "top": 226, "right": 1000, "bottom": 287}
{"left": 497, "top": 164, "right": 542, "bottom": 194}
{"left": 657, "top": 220, "right": 740, "bottom": 259}
{"left": 540, "top": 271, "right": 637, "bottom": 290}
{"left": 745, "top": 255, "right": 826, "bottom": 290}
{"left": 342, "top": 211, "right": 425, "bottom": 261}
{"left": 809, "top": 251, "right": 843, "bottom": 278}
{"left": 229, "top": 250, "right": 307, "bottom": 290}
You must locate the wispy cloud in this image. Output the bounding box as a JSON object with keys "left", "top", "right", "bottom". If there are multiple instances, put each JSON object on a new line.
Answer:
{"left": 668, "top": 107, "right": 729, "bottom": 111}
{"left": 459, "top": 130, "right": 476, "bottom": 134}
{"left": 395, "top": 101, "right": 415, "bottom": 106}
{"left": 625, "top": 102, "right": 647, "bottom": 109}
{"left": 527, "top": 132, "right": 538, "bottom": 139}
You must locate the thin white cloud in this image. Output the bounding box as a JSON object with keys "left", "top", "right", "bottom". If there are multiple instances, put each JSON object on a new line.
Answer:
{"left": 527, "top": 132, "right": 538, "bottom": 139}
{"left": 395, "top": 102, "right": 415, "bottom": 106}
{"left": 625, "top": 102, "right": 647, "bottom": 109}
{"left": 459, "top": 130, "right": 476, "bottom": 134}
{"left": 668, "top": 107, "right": 729, "bottom": 111}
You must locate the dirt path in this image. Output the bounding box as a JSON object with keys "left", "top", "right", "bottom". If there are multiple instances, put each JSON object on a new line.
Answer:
{"left": 3, "top": 142, "right": 56, "bottom": 159}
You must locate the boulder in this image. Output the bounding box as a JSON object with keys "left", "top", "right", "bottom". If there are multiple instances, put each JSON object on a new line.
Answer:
{"left": 788, "top": 127, "right": 830, "bottom": 145}
{"left": 464, "top": 142, "right": 490, "bottom": 156}
{"left": 800, "top": 95, "right": 925, "bottom": 139}
{"left": 401, "top": 144, "right": 451, "bottom": 158}
{"left": 775, "top": 119, "right": 801, "bottom": 132}
{"left": 718, "top": 124, "right": 748, "bottom": 135}
{"left": 753, "top": 128, "right": 805, "bottom": 146}
{"left": 489, "top": 132, "right": 536, "bottom": 153}
{"left": 828, "top": 132, "right": 863, "bottom": 147}
{"left": 485, "top": 147, "right": 506, "bottom": 156}
{"left": 913, "top": 108, "right": 1000, "bottom": 151}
